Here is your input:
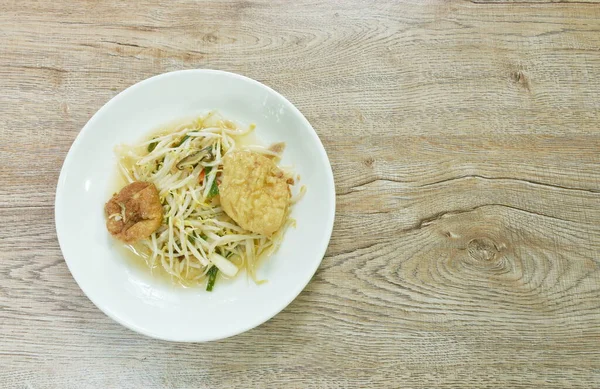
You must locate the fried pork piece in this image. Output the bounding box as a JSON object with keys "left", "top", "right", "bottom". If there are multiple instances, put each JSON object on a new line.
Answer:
{"left": 104, "top": 181, "right": 163, "bottom": 243}
{"left": 220, "top": 151, "right": 291, "bottom": 237}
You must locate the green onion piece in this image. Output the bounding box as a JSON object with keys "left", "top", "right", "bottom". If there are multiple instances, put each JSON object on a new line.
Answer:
{"left": 203, "top": 166, "right": 219, "bottom": 199}
{"left": 147, "top": 141, "right": 158, "bottom": 152}
{"left": 206, "top": 266, "right": 218, "bottom": 291}
{"left": 188, "top": 231, "right": 206, "bottom": 245}
{"left": 207, "top": 180, "right": 219, "bottom": 199}
{"left": 175, "top": 135, "right": 190, "bottom": 147}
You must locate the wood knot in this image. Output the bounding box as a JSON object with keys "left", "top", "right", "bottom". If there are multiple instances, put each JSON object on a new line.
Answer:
{"left": 363, "top": 157, "right": 375, "bottom": 168}
{"left": 510, "top": 70, "right": 531, "bottom": 92}
{"left": 205, "top": 34, "right": 218, "bottom": 43}
{"left": 467, "top": 238, "right": 499, "bottom": 262}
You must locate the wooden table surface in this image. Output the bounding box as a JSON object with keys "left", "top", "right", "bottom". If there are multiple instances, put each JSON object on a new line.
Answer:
{"left": 2, "top": 0, "right": 600, "bottom": 388}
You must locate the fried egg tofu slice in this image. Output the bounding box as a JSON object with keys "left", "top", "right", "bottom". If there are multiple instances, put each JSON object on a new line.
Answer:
{"left": 220, "top": 151, "right": 290, "bottom": 237}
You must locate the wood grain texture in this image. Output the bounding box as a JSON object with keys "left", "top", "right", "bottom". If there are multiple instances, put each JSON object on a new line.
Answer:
{"left": 1, "top": 0, "right": 600, "bottom": 388}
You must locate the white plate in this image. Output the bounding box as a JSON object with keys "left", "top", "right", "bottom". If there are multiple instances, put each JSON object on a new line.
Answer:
{"left": 55, "top": 69, "right": 335, "bottom": 342}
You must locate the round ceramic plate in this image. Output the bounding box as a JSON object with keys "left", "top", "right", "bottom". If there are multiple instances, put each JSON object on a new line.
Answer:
{"left": 55, "top": 69, "right": 335, "bottom": 342}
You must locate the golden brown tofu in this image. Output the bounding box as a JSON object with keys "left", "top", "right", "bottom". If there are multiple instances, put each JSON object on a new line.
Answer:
{"left": 220, "top": 151, "right": 291, "bottom": 236}
{"left": 105, "top": 181, "right": 163, "bottom": 243}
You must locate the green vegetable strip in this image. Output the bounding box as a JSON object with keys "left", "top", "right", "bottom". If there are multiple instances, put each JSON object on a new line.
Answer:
{"left": 207, "top": 180, "right": 219, "bottom": 198}
{"left": 147, "top": 141, "right": 158, "bottom": 152}
{"left": 175, "top": 135, "right": 190, "bottom": 147}
{"left": 206, "top": 266, "right": 218, "bottom": 291}
{"left": 187, "top": 232, "right": 208, "bottom": 246}
{"left": 203, "top": 166, "right": 219, "bottom": 199}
